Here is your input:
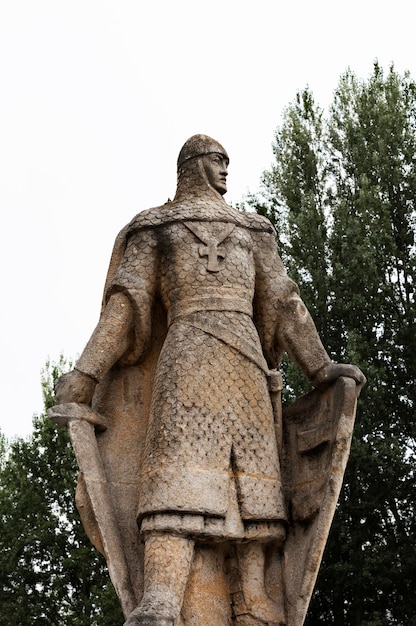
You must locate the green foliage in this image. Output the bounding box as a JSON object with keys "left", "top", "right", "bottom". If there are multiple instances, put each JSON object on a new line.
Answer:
{"left": 246, "top": 63, "right": 416, "bottom": 625}
{"left": 0, "top": 358, "right": 123, "bottom": 625}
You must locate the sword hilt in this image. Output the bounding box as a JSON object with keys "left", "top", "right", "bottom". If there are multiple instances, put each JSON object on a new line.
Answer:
{"left": 48, "top": 402, "right": 108, "bottom": 432}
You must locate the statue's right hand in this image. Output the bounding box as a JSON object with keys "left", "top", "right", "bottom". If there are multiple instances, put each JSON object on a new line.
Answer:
{"left": 54, "top": 369, "right": 97, "bottom": 405}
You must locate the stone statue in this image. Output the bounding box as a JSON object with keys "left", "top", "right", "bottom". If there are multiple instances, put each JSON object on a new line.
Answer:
{"left": 51, "top": 135, "right": 365, "bottom": 626}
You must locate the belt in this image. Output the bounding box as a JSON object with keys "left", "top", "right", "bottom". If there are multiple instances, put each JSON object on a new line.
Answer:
{"left": 167, "top": 295, "right": 253, "bottom": 327}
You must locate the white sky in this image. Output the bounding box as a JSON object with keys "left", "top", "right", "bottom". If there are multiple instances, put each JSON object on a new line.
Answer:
{"left": 1, "top": 0, "right": 414, "bottom": 438}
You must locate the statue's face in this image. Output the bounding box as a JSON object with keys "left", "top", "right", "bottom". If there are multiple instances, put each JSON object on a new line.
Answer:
{"left": 201, "top": 153, "right": 229, "bottom": 195}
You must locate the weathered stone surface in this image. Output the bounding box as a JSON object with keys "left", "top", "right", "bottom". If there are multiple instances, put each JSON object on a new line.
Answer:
{"left": 50, "top": 135, "right": 365, "bottom": 625}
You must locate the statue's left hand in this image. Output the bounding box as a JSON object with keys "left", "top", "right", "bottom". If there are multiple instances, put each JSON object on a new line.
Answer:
{"left": 312, "top": 363, "right": 366, "bottom": 395}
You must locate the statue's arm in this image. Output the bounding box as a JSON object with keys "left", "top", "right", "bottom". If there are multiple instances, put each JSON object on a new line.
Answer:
{"left": 276, "top": 290, "right": 366, "bottom": 391}
{"left": 55, "top": 291, "right": 134, "bottom": 404}
{"left": 55, "top": 229, "right": 158, "bottom": 405}
{"left": 253, "top": 229, "right": 365, "bottom": 392}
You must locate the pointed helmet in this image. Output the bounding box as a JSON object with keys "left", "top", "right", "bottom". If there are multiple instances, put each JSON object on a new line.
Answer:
{"left": 177, "top": 134, "right": 229, "bottom": 170}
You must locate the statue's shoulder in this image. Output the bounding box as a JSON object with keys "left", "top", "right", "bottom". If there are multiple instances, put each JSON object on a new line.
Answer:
{"left": 126, "top": 203, "right": 173, "bottom": 232}
{"left": 237, "top": 211, "right": 275, "bottom": 234}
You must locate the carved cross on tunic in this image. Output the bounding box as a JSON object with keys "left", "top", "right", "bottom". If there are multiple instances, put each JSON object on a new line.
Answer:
{"left": 198, "top": 240, "right": 226, "bottom": 272}
{"left": 184, "top": 222, "right": 236, "bottom": 272}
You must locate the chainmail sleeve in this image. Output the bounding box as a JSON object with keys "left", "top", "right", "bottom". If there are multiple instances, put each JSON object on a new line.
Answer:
{"left": 105, "top": 227, "right": 160, "bottom": 365}
{"left": 252, "top": 228, "right": 331, "bottom": 379}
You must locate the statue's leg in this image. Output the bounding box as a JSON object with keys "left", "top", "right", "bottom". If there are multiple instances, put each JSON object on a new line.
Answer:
{"left": 233, "top": 541, "right": 285, "bottom": 626}
{"left": 124, "top": 532, "right": 195, "bottom": 626}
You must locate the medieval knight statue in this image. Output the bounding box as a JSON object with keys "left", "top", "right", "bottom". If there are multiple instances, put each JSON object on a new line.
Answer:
{"left": 51, "top": 135, "right": 365, "bottom": 626}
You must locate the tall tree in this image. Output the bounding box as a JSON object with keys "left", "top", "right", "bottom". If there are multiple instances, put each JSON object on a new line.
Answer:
{"left": 0, "top": 358, "right": 124, "bottom": 625}
{"left": 321, "top": 63, "right": 416, "bottom": 625}
{"left": 247, "top": 63, "right": 416, "bottom": 625}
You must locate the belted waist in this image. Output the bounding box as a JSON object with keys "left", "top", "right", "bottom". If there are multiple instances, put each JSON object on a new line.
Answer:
{"left": 167, "top": 295, "right": 253, "bottom": 326}
{"left": 167, "top": 300, "right": 283, "bottom": 390}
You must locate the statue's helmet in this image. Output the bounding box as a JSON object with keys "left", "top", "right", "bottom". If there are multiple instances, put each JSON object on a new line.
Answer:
{"left": 177, "top": 134, "right": 229, "bottom": 170}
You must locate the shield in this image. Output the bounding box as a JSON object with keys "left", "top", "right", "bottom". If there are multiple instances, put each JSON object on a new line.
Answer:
{"left": 280, "top": 376, "right": 358, "bottom": 626}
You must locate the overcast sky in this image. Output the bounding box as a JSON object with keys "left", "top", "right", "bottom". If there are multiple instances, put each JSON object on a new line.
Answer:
{"left": 1, "top": 0, "right": 414, "bottom": 438}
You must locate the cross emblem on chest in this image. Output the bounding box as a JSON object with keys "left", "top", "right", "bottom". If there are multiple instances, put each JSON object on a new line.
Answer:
{"left": 198, "top": 240, "right": 226, "bottom": 272}
{"left": 184, "top": 222, "right": 236, "bottom": 272}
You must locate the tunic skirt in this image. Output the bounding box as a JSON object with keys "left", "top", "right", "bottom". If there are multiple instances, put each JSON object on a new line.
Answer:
{"left": 137, "top": 311, "right": 286, "bottom": 537}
